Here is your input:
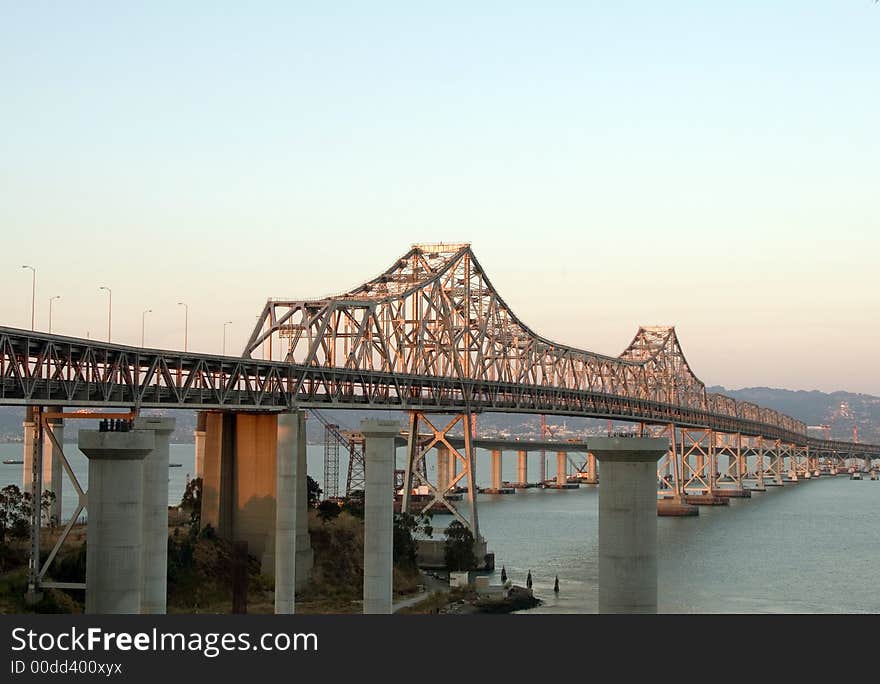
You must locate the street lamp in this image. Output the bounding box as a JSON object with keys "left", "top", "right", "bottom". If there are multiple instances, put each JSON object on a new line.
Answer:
{"left": 21, "top": 265, "right": 35, "bottom": 331}
{"left": 48, "top": 296, "right": 61, "bottom": 334}
{"left": 177, "top": 302, "right": 188, "bottom": 352}
{"left": 141, "top": 309, "right": 153, "bottom": 347}
{"left": 98, "top": 286, "right": 112, "bottom": 342}
{"left": 222, "top": 321, "right": 232, "bottom": 355}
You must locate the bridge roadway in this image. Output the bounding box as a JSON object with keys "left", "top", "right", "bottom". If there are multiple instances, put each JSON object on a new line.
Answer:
{"left": 1, "top": 327, "right": 877, "bottom": 457}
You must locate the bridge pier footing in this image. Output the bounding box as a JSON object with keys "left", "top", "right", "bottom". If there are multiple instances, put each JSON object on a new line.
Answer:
{"left": 591, "top": 437, "right": 666, "bottom": 614}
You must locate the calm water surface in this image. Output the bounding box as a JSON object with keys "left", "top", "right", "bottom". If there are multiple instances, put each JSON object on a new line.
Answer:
{"left": 2, "top": 443, "right": 877, "bottom": 613}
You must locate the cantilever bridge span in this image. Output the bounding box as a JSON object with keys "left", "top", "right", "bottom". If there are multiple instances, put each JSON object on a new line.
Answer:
{"left": 5, "top": 242, "right": 878, "bottom": 611}
{"left": 0, "top": 242, "right": 877, "bottom": 458}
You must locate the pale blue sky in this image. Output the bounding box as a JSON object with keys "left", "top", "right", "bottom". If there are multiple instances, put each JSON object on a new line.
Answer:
{"left": 1, "top": 2, "right": 878, "bottom": 393}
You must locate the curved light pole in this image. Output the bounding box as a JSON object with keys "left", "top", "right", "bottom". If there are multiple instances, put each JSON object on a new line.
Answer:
{"left": 98, "top": 286, "right": 112, "bottom": 342}
{"left": 48, "top": 295, "right": 61, "bottom": 334}
{"left": 21, "top": 265, "right": 35, "bottom": 331}
{"left": 222, "top": 321, "right": 232, "bottom": 356}
{"left": 141, "top": 309, "right": 153, "bottom": 347}
{"left": 177, "top": 302, "right": 188, "bottom": 352}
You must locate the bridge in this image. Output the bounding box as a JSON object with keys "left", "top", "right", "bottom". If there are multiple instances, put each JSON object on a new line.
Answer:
{"left": 2, "top": 242, "right": 877, "bottom": 614}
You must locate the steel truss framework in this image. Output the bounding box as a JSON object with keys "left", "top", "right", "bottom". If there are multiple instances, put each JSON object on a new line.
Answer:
{"left": 401, "top": 412, "right": 480, "bottom": 539}
{"left": 1, "top": 244, "right": 877, "bottom": 461}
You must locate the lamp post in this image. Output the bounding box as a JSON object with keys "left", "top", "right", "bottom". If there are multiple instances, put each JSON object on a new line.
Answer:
{"left": 99, "top": 286, "right": 112, "bottom": 342}
{"left": 222, "top": 321, "right": 232, "bottom": 355}
{"left": 21, "top": 265, "right": 35, "bottom": 331}
{"left": 177, "top": 302, "right": 188, "bottom": 352}
{"left": 48, "top": 296, "right": 61, "bottom": 334}
{"left": 141, "top": 309, "right": 152, "bottom": 347}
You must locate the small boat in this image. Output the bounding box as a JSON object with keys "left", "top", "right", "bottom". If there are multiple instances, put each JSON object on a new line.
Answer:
{"left": 850, "top": 471, "right": 862, "bottom": 481}
{"left": 2, "top": 459, "right": 24, "bottom": 465}
{"left": 169, "top": 462, "right": 182, "bottom": 468}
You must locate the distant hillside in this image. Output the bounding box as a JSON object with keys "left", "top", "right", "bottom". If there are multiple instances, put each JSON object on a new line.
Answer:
{"left": 709, "top": 386, "right": 880, "bottom": 443}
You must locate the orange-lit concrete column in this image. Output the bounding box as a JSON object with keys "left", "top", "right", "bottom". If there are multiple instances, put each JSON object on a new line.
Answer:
{"left": 517, "top": 450, "right": 527, "bottom": 485}
{"left": 194, "top": 411, "right": 207, "bottom": 478}
{"left": 556, "top": 451, "right": 567, "bottom": 486}
{"left": 491, "top": 450, "right": 502, "bottom": 491}
{"left": 42, "top": 407, "right": 64, "bottom": 524}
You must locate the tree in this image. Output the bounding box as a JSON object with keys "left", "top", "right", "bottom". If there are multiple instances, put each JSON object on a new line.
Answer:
{"left": 443, "top": 520, "right": 477, "bottom": 572}
{"left": 393, "top": 511, "right": 433, "bottom": 570}
{"left": 0, "top": 485, "right": 30, "bottom": 544}
{"left": 317, "top": 499, "right": 341, "bottom": 522}
{"left": 307, "top": 476, "right": 322, "bottom": 507}
{"left": 41, "top": 491, "right": 57, "bottom": 528}
{"left": 180, "top": 477, "right": 202, "bottom": 533}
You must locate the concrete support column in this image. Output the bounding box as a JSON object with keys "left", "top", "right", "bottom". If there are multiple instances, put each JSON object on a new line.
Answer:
{"left": 590, "top": 437, "right": 666, "bottom": 614}
{"left": 490, "top": 450, "right": 502, "bottom": 491}
{"left": 451, "top": 451, "right": 458, "bottom": 486}
{"left": 194, "top": 411, "right": 207, "bottom": 479}
{"left": 437, "top": 446, "right": 449, "bottom": 493}
{"left": 22, "top": 406, "right": 36, "bottom": 494}
{"left": 539, "top": 451, "right": 546, "bottom": 483}
{"left": 79, "top": 428, "right": 155, "bottom": 614}
{"left": 517, "top": 450, "right": 527, "bottom": 485}
{"left": 585, "top": 452, "right": 598, "bottom": 484}
{"left": 556, "top": 451, "right": 567, "bottom": 486}
{"left": 43, "top": 408, "right": 64, "bottom": 524}
{"left": 133, "top": 416, "right": 176, "bottom": 614}
{"left": 294, "top": 411, "right": 313, "bottom": 591}
{"left": 361, "top": 419, "right": 400, "bottom": 614}
{"left": 275, "top": 411, "right": 302, "bottom": 614}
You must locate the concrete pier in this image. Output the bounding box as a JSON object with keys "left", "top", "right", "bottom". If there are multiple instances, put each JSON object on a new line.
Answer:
{"left": 42, "top": 407, "right": 63, "bottom": 524}
{"left": 194, "top": 411, "right": 207, "bottom": 478}
{"left": 556, "top": 451, "right": 567, "bottom": 486}
{"left": 517, "top": 449, "right": 527, "bottom": 485}
{"left": 584, "top": 452, "right": 598, "bottom": 484}
{"left": 133, "top": 416, "right": 175, "bottom": 614}
{"left": 491, "top": 449, "right": 502, "bottom": 491}
{"left": 362, "top": 419, "right": 400, "bottom": 614}
{"left": 79, "top": 428, "right": 155, "bottom": 614}
{"left": 201, "top": 411, "right": 312, "bottom": 585}
{"left": 591, "top": 437, "right": 667, "bottom": 614}
{"left": 293, "top": 411, "right": 313, "bottom": 591}
{"left": 21, "top": 406, "right": 36, "bottom": 494}
{"left": 274, "top": 411, "right": 302, "bottom": 614}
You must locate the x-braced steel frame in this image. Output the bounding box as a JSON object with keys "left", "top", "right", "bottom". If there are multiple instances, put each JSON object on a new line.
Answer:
{"left": 401, "top": 412, "right": 480, "bottom": 540}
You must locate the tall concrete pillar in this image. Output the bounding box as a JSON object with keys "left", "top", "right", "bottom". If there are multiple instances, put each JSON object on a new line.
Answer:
{"left": 491, "top": 450, "right": 502, "bottom": 491}
{"left": 294, "top": 410, "right": 313, "bottom": 591}
{"left": 556, "top": 451, "right": 567, "bottom": 486}
{"left": 275, "top": 411, "right": 302, "bottom": 614}
{"left": 43, "top": 408, "right": 63, "bottom": 524}
{"left": 194, "top": 411, "right": 207, "bottom": 478}
{"left": 437, "top": 446, "right": 449, "bottom": 493}
{"left": 451, "top": 451, "right": 458, "bottom": 487}
{"left": 590, "top": 437, "right": 667, "bottom": 614}
{"left": 133, "top": 416, "right": 176, "bottom": 614}
{"left": 539, "top": 450, "right": 547, "bottom": 483}
{"left": 517, "top": 450, "right": 527, "bottom": 485}
{"left": 201, "top": 412, "right": 236, "bottom": 539}
{"left": 585, "top": 452, "right": 598, "bottom": 484}
{"left": 22, "top": 406, "right": 36, "bottom": 494}
{"left": 361, "top": 419, "right": 399, "bottom": 614}
{"left": 79, "top": 428, "right": 155, "bottom": 614}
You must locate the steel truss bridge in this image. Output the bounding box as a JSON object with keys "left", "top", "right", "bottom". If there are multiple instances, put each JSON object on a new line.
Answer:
{"left": 1, "top": 243, "right": 876, "bottom": 459}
